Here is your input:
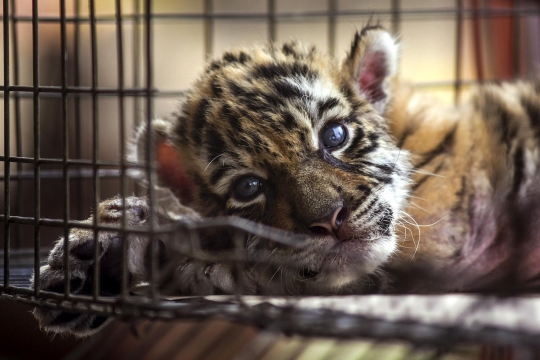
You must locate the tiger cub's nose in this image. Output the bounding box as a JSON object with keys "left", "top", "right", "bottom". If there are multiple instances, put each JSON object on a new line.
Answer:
{"left": 308, "top": 207, "right": 348, "bottom": 235}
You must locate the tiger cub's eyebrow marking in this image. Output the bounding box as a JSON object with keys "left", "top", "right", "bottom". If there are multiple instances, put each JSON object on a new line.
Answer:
{"left": 318, "top": 97, "right": 341, "bottom": 118}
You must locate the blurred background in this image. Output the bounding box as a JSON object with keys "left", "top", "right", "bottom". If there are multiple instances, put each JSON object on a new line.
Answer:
{"left": 0, "top": 0, "right": 539, "bottom": 358}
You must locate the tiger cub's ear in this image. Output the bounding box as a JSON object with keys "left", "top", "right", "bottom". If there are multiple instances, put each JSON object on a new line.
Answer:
{"left": 342, "top": 26, "right": 399, "bottom": 113}
{"left": 134, "top": 119, "right": 195, "bottom": 204}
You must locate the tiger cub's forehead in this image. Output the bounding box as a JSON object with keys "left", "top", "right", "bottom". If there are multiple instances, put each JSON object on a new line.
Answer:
{"left": 186, "top": 42, "right": 360, "bottom": 173}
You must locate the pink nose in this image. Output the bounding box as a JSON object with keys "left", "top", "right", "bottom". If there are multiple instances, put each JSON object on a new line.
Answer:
{"left": 309, "top": 207, "right": 348, "bottom": 235}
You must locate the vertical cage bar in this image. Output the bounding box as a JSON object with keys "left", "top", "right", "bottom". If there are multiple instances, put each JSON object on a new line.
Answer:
{"left": 133, "top": 0, "right": 141, "bottom": 128}
{"left": 267, "top": 0, "right": 276, "bottom": 43}
{"left": 3, "top": 0, "right": 11, "bottom": 290}
{"left": 73, "top": 0, "right": 83, "bottom": 220}
{"left": 513, "top": 4, "right": 520, "bottom": 77}
{"left": 115, "top": 0, "right": 129, "bottom": 301}
{"left": 204, "top": 0, "right": 213, "bottom": 61}
{"left": 32, "top": 0, "right": 40, "bottom": 297}
{"left": 391, "top": 0, "right": 401, "bottom": 35}
{"left": 60, "top": 0, "right": 71, "bottom": 298}
{"left": 471, "top": 0, "right": 484, "bottom": 82}
{"left": 9, "top": 0, "right": 21, "bottom": 249}
{"left": 89, "top": 0, "right": 101, "bottom": 300}
{"left": 454, "top": 0, "right": 463, "bottom": 105}
{"left": 133, "top": 0, "right": 143, "bottom": 196}
{"left": 328, "top": 0, "right": 337, "bottom": 57}
{"left": 144, "top": 0, "right": 157, "bottom": 300}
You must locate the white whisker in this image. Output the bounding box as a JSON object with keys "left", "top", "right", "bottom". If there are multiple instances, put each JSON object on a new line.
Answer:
{"left": 409, "top": 201, "right": 430, "bottom": 213}
{"left": 204, "top": 154, "right": 225, "bottom": 172}
{"left": 412, "top": 169, "right": 446, "bottom": 178}
{"left": 399, "top": 211, "right": 421, "bottom": 261}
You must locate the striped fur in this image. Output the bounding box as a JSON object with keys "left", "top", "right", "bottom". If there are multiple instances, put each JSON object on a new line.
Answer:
{"left": 148, "top": 27, "right": 412, "bottom": 294}
{"left": 387, "top": 80, "right": 540, "bottom": 292}
{"left": 33, "top": 26, "right": 540, "bottom": 336}
{"left": 148, "top": 28, "right": 540, "bottom": 293}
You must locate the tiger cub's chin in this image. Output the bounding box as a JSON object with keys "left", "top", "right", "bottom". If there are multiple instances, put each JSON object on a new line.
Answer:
{"left": 314, "top": 234, "right": 398, "bottom": 292}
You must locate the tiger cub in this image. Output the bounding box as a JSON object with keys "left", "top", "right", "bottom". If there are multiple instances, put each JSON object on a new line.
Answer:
{"left": 33, "top": 25, "right": 540, "bottom": 335}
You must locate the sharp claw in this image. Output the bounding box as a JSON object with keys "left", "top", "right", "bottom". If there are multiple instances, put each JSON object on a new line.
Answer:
{"left": 204, "top": 265, "right": 213, "bottom": 276}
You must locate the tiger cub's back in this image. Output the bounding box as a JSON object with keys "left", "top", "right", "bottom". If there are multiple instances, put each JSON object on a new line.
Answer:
{"left": 387, "top": 80, "right": 540, "bottom": 292}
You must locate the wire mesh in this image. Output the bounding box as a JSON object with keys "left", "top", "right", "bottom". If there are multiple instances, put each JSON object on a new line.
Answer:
{"left": 1, "top": 0, "right": 540, "bottom": 357}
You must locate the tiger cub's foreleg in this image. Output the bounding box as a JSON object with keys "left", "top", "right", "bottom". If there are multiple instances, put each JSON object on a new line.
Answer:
{"left": 33, "top": 196, "right": 252, "bottom": 336}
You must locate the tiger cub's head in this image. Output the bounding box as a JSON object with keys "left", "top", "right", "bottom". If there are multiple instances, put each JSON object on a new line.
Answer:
{"left": 146, "top": 26, "right": 411, "bottom": 293}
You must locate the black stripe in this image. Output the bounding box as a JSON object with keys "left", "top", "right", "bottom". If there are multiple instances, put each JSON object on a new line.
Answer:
{"left": 227, "top": 202, "right": 265, "bottom": 221}
{"left": 239, "top": 52, "right": 250, "bottom": 63}
{"left": 222, "top": 51, "right": 251, "bottom": 64}
{"left": 317, "top": 97, "right": 340, "bottom": 118}
{"left": 221, "top": 104, "right": 242, "bottom": 133}
{"left": 228, "top": 80, "right": 249, "bottom": 97}
{"left": 268, "top": 119, "right": 286, "bottom": 135}
{"left": 175, "top": 115, "right": 189, "bottom": 143}
{"left": 522, "top": 97, "right": 540, "bottom": 138}
{"left": 512, "top": 146, "right": 525, "bottom": 194}
{"left": 223, "top": 52, "right": 237, "bottom": 62}
{"left": 354, "top": 143, "right": 378, "bottom": 157}
{"left": 498, "top": 106, "right": 511, "bottom": 144}
{"left": 273, "top": 80, "right": 303, "bottom": 98}
{"left": 242, "top": 92, "right": 284, "bottom": 113}
{"left": 298, "top": 131, "right": 307, "bottom": 145}
{"left": 323, "top": 152, "right": 392, "bottom": 183}
{"left": 210, "top": 164, "right": 235, "bottom": 186}
{"left": 260, "top": 92, "right": 284, "bottom": 107}
{"left": 205, "top": 127, "right": 227, "bottom": 161}
{"left": 254, "top": 63, "right": 287, "bottom": 79}
{"left": 199, "top": 180, "right": 227, "bottom": 212}
{"left": 192, "top": 99, "right": 210, "bottom": 144}
{"left": 343, "top": 126, "right": 367, "bottom": 157}
{"left": 359, "top": 161, "right": 395, "bottom": 175}
{"left": 356, "top": 184, "right": 372, "bottom": 194}
{"left": 415, "top": 125, "right": 457, "bottom": 169}
{"left": 249, "top": 132, "right": 265, "bottom": 154}
{"left": 253, "top": 63, "right": 316, "bottom": 81}
{"left": 354, "top": 184, "right": 372, "bottom": 205}
{"left": 450, "top": 176, "right": 466, "bottom": 212}
{"left": 210, "top": 78, "right": 223, "bottom": 97}
{"left": 354, "top": 196, "right": 379, "bottom": 219}
{"left": 397, "top": 126, "right": 414, "bottom": 148}
{"left": 353, "top": 137, "right": 379, "bottom": 158}
{"left": 225, "top": 129, "right": 244, "bottom": 149}
{"left": 282, "top": 43, "right": 298, "bottom": 58}
{"left": 411, "top": 160, "right": 445, "bottom": 191}
{"left": 482, "top": 92, "right": 518, "bottom": 145}
{"left": 282, "top": 112, "right": 297, "bottom": 130}
{"left": 340, "top": 82, "right": 362, "bottom": 111}
{"left": 208, "top": 60, "right": 222, "bottom": 72}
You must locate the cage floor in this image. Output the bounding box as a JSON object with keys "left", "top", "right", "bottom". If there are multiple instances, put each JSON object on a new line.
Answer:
{"left": 0, "top": 250, "right": 43, "bottom": 288}
{"left": 0, "top": 264, "right": 33, "bottom": 288}
{"left": 2, "top": 249, "right": 540, "bottom": 350}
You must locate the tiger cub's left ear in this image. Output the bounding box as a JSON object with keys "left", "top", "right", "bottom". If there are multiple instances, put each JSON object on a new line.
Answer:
{"left": 342, "top": 26, "right": 399, "bottom": 113}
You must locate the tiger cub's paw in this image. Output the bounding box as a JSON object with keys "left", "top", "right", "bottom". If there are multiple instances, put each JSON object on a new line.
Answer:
{"left": 33, "top": 196, "right": 150, "bottom": 336}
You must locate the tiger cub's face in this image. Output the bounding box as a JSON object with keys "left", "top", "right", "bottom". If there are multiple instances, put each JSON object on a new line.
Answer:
{"left": 155, "top": 27, "right": 411, "bottom": 293}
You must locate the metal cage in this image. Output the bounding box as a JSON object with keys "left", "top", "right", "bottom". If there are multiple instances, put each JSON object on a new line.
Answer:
{"left": 2, "top": 0, "right": 540, "bottom": 358}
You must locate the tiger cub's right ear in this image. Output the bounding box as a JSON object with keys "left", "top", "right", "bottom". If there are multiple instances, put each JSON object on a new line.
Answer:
{"left": 342, "top": 26, "right": 399, "bottom": 113}
{"left": 134, "top": 119, "right": 195, "bottom": 204}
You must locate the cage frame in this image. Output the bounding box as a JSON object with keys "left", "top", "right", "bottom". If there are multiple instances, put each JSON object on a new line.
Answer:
{"left": 1, "top": 0, "right": 540, "bottom": 353}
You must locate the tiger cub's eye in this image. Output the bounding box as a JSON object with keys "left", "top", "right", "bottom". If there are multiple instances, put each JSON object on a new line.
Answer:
{"left": 234, "top": 176, "right": 263, "bottom": 200}
{"left": 321, "top": 124, "right": 346, "bottom": 148}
